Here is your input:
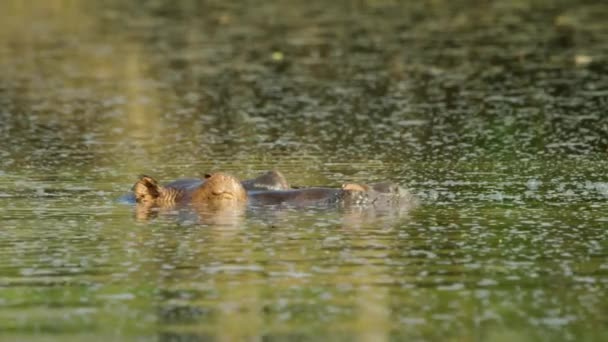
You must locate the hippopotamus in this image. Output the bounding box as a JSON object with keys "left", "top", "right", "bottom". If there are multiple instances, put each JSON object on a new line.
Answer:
{"left": 130, "top": 170, "right": 416, "bottom": 210}
{"left": 125, "top": 170, "right": 289, "bottom": 204}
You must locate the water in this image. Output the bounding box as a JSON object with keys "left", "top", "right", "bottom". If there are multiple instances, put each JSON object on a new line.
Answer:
{"left": 1, "top": 0, "right": 608, "bottom": 340}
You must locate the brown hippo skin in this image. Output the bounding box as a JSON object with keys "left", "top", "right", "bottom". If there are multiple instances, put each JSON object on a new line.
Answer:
{"left": 126, "top": 170, "right": 289, "bottom": 204}
{"left": 131, "top": 170, "right": 416, "bottom": 210}
{"left": 135, "top": 172, "right": 246, "bottom": 203}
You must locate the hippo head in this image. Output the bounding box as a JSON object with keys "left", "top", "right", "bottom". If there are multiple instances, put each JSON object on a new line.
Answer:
{"left": 192, "top": 173, "right": 248, "bottom": 204}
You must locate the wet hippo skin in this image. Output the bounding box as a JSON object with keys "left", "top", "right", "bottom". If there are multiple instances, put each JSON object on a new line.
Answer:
{"left": 128, "top": 170, "right": 289, "bottom": 204}
{"left": 130, "top": 170, "right": 416, "bottom": 210}
{"left": 248, "top": 182, "right": 416, "bottom": 208}
{"left": 134, "top": 172, "right": 247, "bottom": 204}
{"left": 241, "top": 170, "right": 289, "bottom": 191}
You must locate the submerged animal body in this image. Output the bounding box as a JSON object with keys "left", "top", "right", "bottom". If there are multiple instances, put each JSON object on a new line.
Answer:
{"left": 131, "top": 170, "right": 289, "bottom": 204}
{"left": 131, "top": 170, "right": 416, "bottom": 210}
{"left": 248, "top": 182, "right": 414, "bottom": 208}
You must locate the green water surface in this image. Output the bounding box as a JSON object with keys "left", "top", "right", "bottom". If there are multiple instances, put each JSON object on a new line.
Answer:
{"left": 1, "top": 1, "right": 608, "bottom": 341}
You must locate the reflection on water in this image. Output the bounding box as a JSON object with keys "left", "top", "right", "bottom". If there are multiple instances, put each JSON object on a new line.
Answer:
{"left": 1, "top": 0, "right": 608, "bottom": 340}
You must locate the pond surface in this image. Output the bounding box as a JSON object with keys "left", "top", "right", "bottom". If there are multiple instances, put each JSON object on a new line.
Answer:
{"left": 1, "top": 0, "right": 608, "bottom": 341}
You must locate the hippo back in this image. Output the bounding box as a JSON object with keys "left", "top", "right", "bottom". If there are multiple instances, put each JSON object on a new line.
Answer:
{"left": 334, "top": 182, "right": 417, "bottom": 209}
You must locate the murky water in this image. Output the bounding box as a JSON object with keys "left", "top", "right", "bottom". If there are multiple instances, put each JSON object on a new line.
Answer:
{"left": 1, "top": 0, "right": 608, "bottom": 340}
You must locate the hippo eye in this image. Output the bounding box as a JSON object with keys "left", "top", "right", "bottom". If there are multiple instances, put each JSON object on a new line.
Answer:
{"left": 204, "top": 174, "right": 212, "bottom": 179}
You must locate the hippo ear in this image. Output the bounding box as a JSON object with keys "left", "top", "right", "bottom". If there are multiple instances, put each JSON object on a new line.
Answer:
{"left": 342, "top": 183, "right": 369, "bottom": 192}
{"left": 204, "top": 173, "right": 212, "bottom": 179}
{"left": 133, "top": 175, "right": 161, "bottom": 202}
